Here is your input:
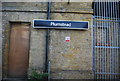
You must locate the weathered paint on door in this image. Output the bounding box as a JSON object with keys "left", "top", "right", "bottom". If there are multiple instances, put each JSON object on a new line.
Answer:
{"left": 8, "top": 23, "right": 30, "bottom": 78}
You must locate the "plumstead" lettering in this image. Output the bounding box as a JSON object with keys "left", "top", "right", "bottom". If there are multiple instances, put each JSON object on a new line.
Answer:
{"left": 51, "top": 22, "right": 71, "bottom": 27}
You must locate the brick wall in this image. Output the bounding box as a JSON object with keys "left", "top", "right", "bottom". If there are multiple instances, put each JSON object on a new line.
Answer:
{"left": 1, "top": 1, "right": 94, "bottom": 80}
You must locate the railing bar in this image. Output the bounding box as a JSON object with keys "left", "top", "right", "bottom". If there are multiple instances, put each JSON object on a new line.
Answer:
{"left": 115, "top": 0, "right": 119, "bottom": 79}
{"left": 114, "top": 0, "right": 117, "bottom": 79}
{"left": 116, "top": 1, "right": 119, "bottom": 78}
{"left": 100, "top": 0, "right": 103, "bottom": 79}
{"left": 95, "top": 19, "right": 98, "bottom": 79}
{"left": 117, "top": 0, "right": 119, "bottom": 79}
{"left": 96, "top": 73, "right": 120, "bottom": 75}
{"left": 105, "top": 1, "right": 108, "bottom": 79}
{"left": 110, "top": 2, "right": 113, "bottom": 79}
{"left": 94, "top": 1, "right": 97, "bottom": 79}
{"left": 95, "top": 46, "right": 120, "bottom": 48}
{"left": 102, "top": 0, "right": 107, "bottom": 79}
{"left": 94, "top": 0, "right": 96, "bottom": 79}
{"left": 101, "top": 1, "right": 105, "bottom": 79}
{"left": 96, "top": 74, "right": 120, "bottom": 75}
{"left": 98, "top": 0, "right": 100, "bottom": 79}
{"left": 108, "top": 0, "right": 111, "bottom": 79}
{"left": 93, "top": 16, "right": 120, "bottom": 19}
{"left": 93, "top": 29, "right": 95, "bottom": 76}
{"left": 93, "top": 24, "right": 120, "bottom": 28}
{"left": 106, "top": 1, "right": 109, "bottom": 79}
{"left": 113, "top": 1, "right": 116, "bottom": 79}
{"left": 95, "top": 20, "right": 120, "bottom": 22}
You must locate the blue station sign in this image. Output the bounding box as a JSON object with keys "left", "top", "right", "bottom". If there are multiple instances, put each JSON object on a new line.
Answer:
{"left": 33, "top": 19, "right": 89, "bottom": 30}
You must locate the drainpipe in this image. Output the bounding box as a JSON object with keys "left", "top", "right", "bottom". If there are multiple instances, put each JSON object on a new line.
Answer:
{"left": 45, "top": 0, "right": 51, "bottom": 72}
{"left": 47, "top": 0, "right": 51, "bottom": 20}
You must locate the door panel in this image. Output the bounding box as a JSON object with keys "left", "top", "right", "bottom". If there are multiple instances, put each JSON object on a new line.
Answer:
{"left": 8, "top": 23, "right": 30, "bottom": 78}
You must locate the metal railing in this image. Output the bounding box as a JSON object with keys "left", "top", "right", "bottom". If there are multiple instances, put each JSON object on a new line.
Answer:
{"left": 93, "top": 0, "right": 120, "bottom": 79}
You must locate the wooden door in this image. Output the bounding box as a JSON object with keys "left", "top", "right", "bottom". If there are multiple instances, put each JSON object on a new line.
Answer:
{"left": 8, "top": 23, "right": 30, "bottom": 78}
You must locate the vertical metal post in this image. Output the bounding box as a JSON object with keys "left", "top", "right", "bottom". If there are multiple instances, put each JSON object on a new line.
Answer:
{"left": 108, "top": 0, "right": 111, "bottom": 79}
{"left": 117, "top": 0, "right": 119, "bottom": 79}
{"left": 92, "top": 1, "right": 96, "bottom": 79}
{"left": 114, "top": 1, "right": 117, "bottom": 78}
{"left": 106, "top": 1, "right": 109, "bottom": 79}
{"left": 104, "top": 1, "right": 106, "bottom": 79}
{"left": 99, "top": 0, "right": 101, "bottom": 79}
{"left": 111, "top": 1, "right": 113, "bottom": 79}
{"left": 113, "top": 1, "right": 115, "bottom": 78}
{"left": 115, "top": 0, "right": 119, "bottom": 79}
{"left": 101, "top": 0, "right": 103, "bottom": 79}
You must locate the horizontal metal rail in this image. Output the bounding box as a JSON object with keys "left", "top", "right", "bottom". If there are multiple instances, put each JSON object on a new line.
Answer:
{"left": 95, "top": 73, "right": 120, "bottom": 75}
{"left": 93, "top": 16, "right": 120, "bottom": 19}
{"left": 95, "top": 20, "right": 120, "bottom": 22}
{"left": 95, "top": 46, "right": 120, "bottom": 48}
